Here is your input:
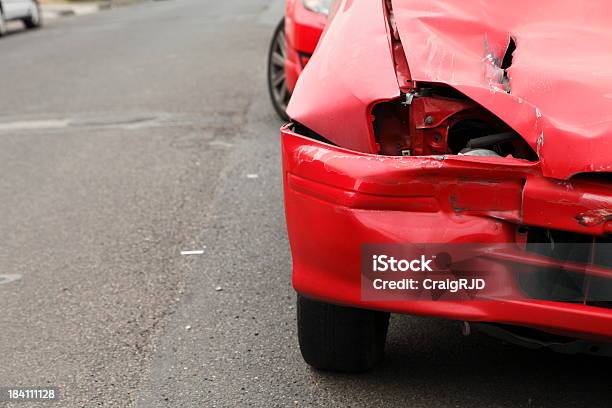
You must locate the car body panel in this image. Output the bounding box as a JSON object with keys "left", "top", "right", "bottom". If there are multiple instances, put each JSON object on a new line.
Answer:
{"left": 391, "top": 0, "right": 612, "bottom": 180}
{"left": 288, "top": 0, "right": 612, "bottom": 180}
{"left": 286, "top": 0, "right": 400, "bottom": 153}
{"left": 1, "top": 0, "right": 36, "bottom": 20}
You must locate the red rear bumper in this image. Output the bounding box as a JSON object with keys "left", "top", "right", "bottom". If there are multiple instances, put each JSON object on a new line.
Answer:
{"left": 282, "top": 126, "right": 612, "bottom": 341}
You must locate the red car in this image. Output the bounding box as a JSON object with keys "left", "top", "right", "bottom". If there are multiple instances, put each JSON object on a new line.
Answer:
{"left": 283, "top": 0, "right": 612, "bottom": 372}
{"left": 267, "top": 0, "right": 327, "bottom": 120}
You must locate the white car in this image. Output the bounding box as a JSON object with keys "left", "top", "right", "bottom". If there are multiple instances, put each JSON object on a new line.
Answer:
{"left": 0, "top": 0, "right": 42, "bottom": 36}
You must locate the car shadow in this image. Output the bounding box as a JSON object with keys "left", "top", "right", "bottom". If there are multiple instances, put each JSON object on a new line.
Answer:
{"left": 1, "top": 21, "right": 33, "bottom": 38}
{"left": 312, "top": 315, "right": 612, "bottom": 408}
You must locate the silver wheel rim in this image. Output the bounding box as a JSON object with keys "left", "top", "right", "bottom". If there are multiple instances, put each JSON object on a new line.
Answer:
{"left": 269, "top": 26, "right": 290, "bottom": 112}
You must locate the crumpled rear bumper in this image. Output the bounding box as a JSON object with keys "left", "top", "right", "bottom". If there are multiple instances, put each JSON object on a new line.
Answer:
{"left": 282, "top": 125, "right": 612, "bottom": 340}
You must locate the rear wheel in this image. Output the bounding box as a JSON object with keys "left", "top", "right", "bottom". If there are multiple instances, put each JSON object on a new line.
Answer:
{"left": 0, "top": 11, "right": 7, "bottom": 37}
{"left": 297, "top": 295, "right": 390, "bottom": 372}
{"left": 23, "top": 1, "right": 42, "bottom": 29}
{"left": 267, "top": 18, "right": 290, "bottom": 121}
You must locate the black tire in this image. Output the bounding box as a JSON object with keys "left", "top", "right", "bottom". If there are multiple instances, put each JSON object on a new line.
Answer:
{"left": 0, "top": 10, "right": 7, "bottom": 37}
{"left": 267, "top": 18, "right": 290, "bottom": 121}
{"left": 23, "top": 1, "right": 42, "bottom": 29}
{"left": 297, "top": 295, "right": 390, "bottom": 373}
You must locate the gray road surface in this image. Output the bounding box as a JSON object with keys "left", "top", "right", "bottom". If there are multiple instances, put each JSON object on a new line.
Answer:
{"left": 0, "top": 0, "right": 610, "bottom": 407}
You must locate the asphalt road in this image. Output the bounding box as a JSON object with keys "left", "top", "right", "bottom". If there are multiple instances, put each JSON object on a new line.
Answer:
{"left": 0, "top": 1, "right": 611, "bottom": 407}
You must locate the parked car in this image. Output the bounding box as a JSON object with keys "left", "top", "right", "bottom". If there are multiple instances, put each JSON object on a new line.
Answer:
{"left": 266, "top": 0, "right": 327, "bottom": 120}
{"left": 283, "top": 0, "right": 612, "bottom": 372}
{"left": 0, "top": 0, "right": 42, "bottom": 36}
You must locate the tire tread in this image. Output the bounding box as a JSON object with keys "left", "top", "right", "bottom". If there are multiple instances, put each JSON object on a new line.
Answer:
{"left": 297, "top": 295, "right": 390, "bottom": 372}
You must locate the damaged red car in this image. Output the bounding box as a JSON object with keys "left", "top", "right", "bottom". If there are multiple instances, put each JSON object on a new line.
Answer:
{"left": 282, "top": 0, "right": 612, "bottom": 372}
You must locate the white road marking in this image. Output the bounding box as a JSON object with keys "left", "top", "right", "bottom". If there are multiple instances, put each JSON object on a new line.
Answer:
{"left": 0, "top": 119, "right": 70, "bottom": 131}
{"left": 0, "top": 274, "right": 23, "bottom": 285}
{"left": 181, "top": 250, "right": 205, "bottom": 255}
{"left": 209, "top": 141, "right": 234, "bottom": 148}
{"left": 246, "top": 174, "right": 259, "bottom": 179}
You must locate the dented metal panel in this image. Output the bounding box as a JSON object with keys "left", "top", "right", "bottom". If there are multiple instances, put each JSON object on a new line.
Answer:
{"left": 522, "top": 177, "right": 612, "bottom": 234}
{"left": 286, "top": 0, "right": 399, "bottom": 153}
{"left": 391, "top": 0, "right": 612, "bottom": 179}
